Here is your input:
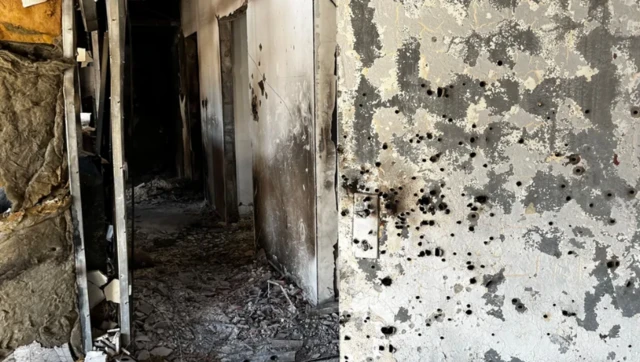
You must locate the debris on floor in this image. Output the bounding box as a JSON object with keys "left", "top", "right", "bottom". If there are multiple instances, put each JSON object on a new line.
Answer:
{"left": 2, "top": 342, "right": 74, "bottom": 362}
{"left": 130, "top": 189, "right": 339, "bottom": 362}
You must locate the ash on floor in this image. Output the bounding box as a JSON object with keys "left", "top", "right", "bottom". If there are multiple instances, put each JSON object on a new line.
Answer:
{"left": 130, "top": 188, "right": 339, "bottom": 362}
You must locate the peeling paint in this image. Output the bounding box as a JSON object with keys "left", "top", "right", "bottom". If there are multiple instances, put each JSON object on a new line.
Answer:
{"left": 338, "top": 0, "right": 640, "bottom": 360}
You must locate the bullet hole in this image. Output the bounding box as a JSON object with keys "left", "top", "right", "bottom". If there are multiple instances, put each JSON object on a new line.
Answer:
{"left": 573, "top": 166, "right": 585, "bottom": 175}
{"left": 467, "top": 265, "right": 475, "bottom": 270}
{"left": 605, "top": 191, "right": 614, "bottom": 198}
{"left": 543, "top": 314, "right": 548, "bottom": 319}
{"left": 584, "top": 109, "right": 590, "bottom": 114}
{"left": 359, "top": 104, "right": 363, "bottom": 107}
{"left": 469, "top": 226, "right": 475, "bottom": 232}
{"left": 568, "top": 251, "right": 574, "bottom": 255}
{"left": 395, "top": 110, "right": 400, "bottom": 114}
{"left": 466, "top": 310, "right": 473, "bottom": 315}
{"left": 516, "top": 303, "right": 526, "bottom": 312}
{"left": 549, "top": 221, "right": 554, "bottom": 226}
{"left": 606, "top": 260, "right": 620, "bottom": 269}
{"left": 270, "top": 355, "right": 277, "bottom": 360}
{"left": 437, "top": 87, "right": 444, "bottom": 97}
{"left": 470, "top": 152, "right": 477, "bottom": 158}
{"left": 421, "top": 83, "right": 426, "bottom": 88}
{"left": 382, "top": 143, "right": 388, "bottom": 150}
{"left": 560, "top": 184, "right": 566, "bottom": 189}
{"left": 434, "top": 247, "right": 444, "bottom": 257}
{"left": 474, "top": 195, "right": 488, "bottom": 204}
{"left": 589, "top": 203, "right": 594, "bottom": 208}
{"left": 511, "top": 298, "right": 519, "bottom": 304}
{"left": 345, "top": 336, "right": 351, "bottom": 340}
{"left": 626, "top": 279, "right": 633, "bottom": 288}
{"left": 378, "top": 346, "right": 384, "bottom": 351}
{"left": 631, "top": 108, "right": 639, "bottom": 117}
{"left": 516, "top": 181, "right": 522, "bottom": 186}
{"left": 470, "top": 277, "right": 477, "bottom": 284}
{"left": 568, "top": 154, "right": 581, "bottom": 165}
{"left": 479, "top": 81, "right": 486, "bottom": 87}
{"left": 431, "top": 36, "right": 437, "bottom": 42}
{"left": 427, "top": 89, "right": 434, "bottom": 96}
{"left": 497, "top": 60, "right": 503, "bottom": 66}
{"left": 629, "top": 189, "right": 637, "bottom": 196}
{"left": 381, "top": 277, "right": 393, "bottom": 286}
{"left": 471, "top": 124, "right": 477, "bottom": 129}
{"left": 489, "top": 213, "right": 495, "bottom": 217}
{"left": 566, "top": 196, "right": 572, "bottom": 201}
{"left": 389, "top": 345, "right": 396, "bottom": 353}
{"left": 468, "top": 212, "right": 478, "bottom": 220}
{"left": 562, "top": 310, "right": 576, "bottom": 317}
{"left": 375, "top": 162, "right": 381, "bottom": 167}
{"left": 381, "top": 326, "right": 396, "bottom": 335}
{"left": 518, "top": 138, "right": 524, "bottom": 144}
{"left": 341, "top": 209, "right": 349, "bottom": 216}
{"left": 483, "top": 163, "right": 488, "bottom": 168}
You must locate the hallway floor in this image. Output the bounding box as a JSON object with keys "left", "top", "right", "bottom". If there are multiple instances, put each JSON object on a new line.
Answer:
{"left": 128, "top": 180, "right": 339, "bottom": 362}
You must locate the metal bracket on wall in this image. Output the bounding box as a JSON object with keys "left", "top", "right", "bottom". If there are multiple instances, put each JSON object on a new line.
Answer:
{"left": 353, "top": 193, "right": 380, "bottom": 259}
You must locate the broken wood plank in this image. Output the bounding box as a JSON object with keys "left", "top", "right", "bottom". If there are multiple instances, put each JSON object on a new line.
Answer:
{"left": 106, "top": 0, "right": 131, "bottom": 347}
{"left": 62, "top": 0, "right": 92, "bottom": 353}
{"left": 94, "top": 31, "right": 109, "bottom": 156}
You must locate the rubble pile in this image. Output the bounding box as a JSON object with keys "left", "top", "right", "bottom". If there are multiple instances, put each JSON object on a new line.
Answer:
{"left": 130, "top": 194, "right": 339, "bottom": 362}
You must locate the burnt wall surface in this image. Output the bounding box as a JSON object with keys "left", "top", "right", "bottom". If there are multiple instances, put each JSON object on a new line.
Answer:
{"left": 338, "top": 0, "right": 640, "bottom": 360}
{"left": 0, "top": 45, "right": 78, "bottom": 357}
{"left": 247, "top": 0, "right": 319, "bottom": 303}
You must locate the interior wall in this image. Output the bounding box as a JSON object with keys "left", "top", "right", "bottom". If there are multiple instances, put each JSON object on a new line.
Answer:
{"left": 314, "top": 0, "right": 338, "bottom": 303}
{"left": 338, "top": 0, "right": 640, "bottom": 360}
{"left": 0, "top": 1, "right": 78, "bottom": 354}
{"left": 196, "top": 6, "right": 225, "bottom": 212}
{"left": 231, "top": 14, "right": 253, "bottom": 215}
{"left": 246, "top": 0, "right": 318, "bottom": 303}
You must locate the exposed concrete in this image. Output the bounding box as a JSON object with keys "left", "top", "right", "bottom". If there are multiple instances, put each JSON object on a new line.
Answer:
{"left": 338, "top": 0, "right": 640, "bottom": 360}
{"left": 247, "top": 0, "right": 318, "bottom": 303}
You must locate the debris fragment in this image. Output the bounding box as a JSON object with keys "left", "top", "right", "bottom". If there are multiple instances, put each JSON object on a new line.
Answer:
{"left": 4, "top": 342, "right": 73, "bottom": 362}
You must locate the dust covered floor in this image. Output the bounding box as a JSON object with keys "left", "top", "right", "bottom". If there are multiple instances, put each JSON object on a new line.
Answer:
{"left": 129, "top": 180, "right": 339, "bottom": 362}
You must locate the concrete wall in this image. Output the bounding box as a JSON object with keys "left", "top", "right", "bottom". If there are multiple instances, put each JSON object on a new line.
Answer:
{"left": 247, "top": 0, "right": 318, "bottom": 302}
{"left": 182, "top": 0, "right": 338, "bottom": 304}
{"left": 181, "top": 0, "right": 248, "bottom": 220}
{"left": 338, "top": 0, "right": 640, "bottom": 360}
{"left": 231, "top": 14, "right": 254, "bottom": 216}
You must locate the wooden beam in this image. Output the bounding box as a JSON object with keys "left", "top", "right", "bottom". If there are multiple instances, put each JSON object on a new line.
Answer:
{"left": 90, "top": 31, "right": 101, "bottom": 121}
{"left": 106, "top": 0, "right": 132, "bottom": 347}
{"left": 94, "top": 32, "right": 109, "bottom": 156}
{"left": 62, "top": 0, "right": 93, "bottom": 353}
{"left": 79, "top": 0, "right": 99, "bottom": 32}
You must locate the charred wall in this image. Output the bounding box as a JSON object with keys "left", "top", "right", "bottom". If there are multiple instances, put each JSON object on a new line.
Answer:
{"left": 338, "top": 0, "right": 640, "bottom": 360}
{"left": 247, "top": 0, "right": 318, "bottom": 303}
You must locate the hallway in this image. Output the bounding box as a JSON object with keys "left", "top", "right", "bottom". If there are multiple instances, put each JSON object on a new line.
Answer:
{"left": 129, "top": 182, "right": 339, "bottom": 362}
